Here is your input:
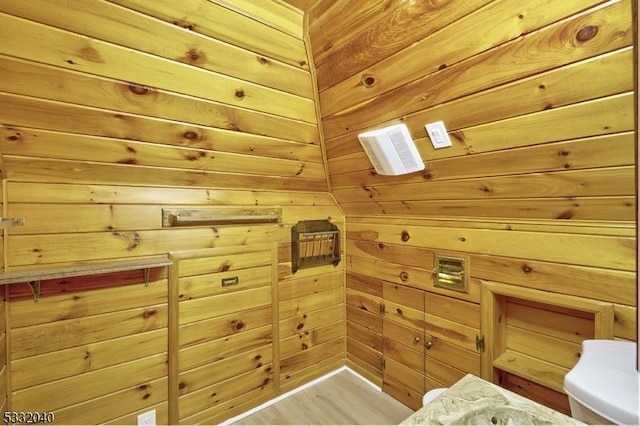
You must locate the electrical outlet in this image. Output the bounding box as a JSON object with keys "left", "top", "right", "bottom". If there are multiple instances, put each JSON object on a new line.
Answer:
{"left": 137, "top": 410, "right": 156, "bottom": 426}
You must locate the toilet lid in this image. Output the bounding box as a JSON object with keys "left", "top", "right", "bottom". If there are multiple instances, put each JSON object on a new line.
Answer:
{"left": 564, "top": 340, "right": 639, "bottom": 425}
{"left": 565, "top": 367, "right": 639, "bottom": 424}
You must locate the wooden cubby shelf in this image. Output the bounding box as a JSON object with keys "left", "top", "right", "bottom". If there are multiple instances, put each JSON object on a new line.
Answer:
{"left": 0, "top": 256, "right": 173, "bottom": 302}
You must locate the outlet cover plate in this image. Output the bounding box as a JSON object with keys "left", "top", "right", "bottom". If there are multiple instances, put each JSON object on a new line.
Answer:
{"left": 425, "top": 121, "right": 452, "bottom": 149}
{"left": 137, "top": 410, "right": 156, "bottom": 426}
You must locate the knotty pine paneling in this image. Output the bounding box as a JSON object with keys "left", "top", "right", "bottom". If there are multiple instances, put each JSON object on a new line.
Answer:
{"left": 7, "top": 271, "right": 169, "bottom": 424}
{"left": 5, "top": 183, "right": 342, "bottom": 267}
{"left": 278, "top": 245, "right": 345, "bottom": 392}
{"left": 0, "top": 0, "right": 336, "bottom": 264}
{"left": 108, "top": 0, "right": 307, "bottom": 69}
{"left": 313, "top": 2, "right": 636, "bottom": 405}
{"left": 0, "top": 2, "right": 347, "bottom": 424}
{"left": 345, "top": 217, "right": 636, "bottom": 411}
{"left": 0, "top": 0, "right": 332, "bottom": 265}
{"left": 313, "top": 0, "right": 635, "bottom": 224}
{"left": 1, "top": 0, "right": 311, "bottom": 98}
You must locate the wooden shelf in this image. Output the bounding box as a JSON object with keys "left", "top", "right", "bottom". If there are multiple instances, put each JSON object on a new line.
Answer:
{"left": 493, "top": 350, "right": 568, "bottom": 393}
{"left": 0, "top": 256, "right": 173, "bottom": 286}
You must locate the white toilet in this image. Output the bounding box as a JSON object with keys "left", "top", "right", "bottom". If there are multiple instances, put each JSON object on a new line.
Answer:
{"left": 422, "top": 387, "right": 447, "bottom": 406}
{"left": 564, "top": 339, "right": 639, "bottom": 425}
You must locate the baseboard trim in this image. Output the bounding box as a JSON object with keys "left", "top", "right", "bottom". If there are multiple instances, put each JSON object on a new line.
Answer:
{"left": 344, "top": 366, "right": 383, "bottom": 392}
{"left": 221, "top": 366, "right": 348, "bottom": 425}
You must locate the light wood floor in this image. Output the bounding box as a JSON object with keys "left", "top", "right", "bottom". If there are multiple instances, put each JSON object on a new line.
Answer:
{"left": 232, "top": 370, "right": 415, "bottom": 425}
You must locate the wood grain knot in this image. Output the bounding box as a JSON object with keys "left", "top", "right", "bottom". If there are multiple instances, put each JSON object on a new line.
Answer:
{"left": 235, "top": 89, "right": 245, "bottom": 99}
{"left": 479, "top": 185, "right": 492, "bottom": 194}
{"left": 117, "top": 158, "right": 138, "bottom": 165}
{"left": 401, "top": 230, "right": 410, "bottom": 242}
{"left": 128, "top": 83, "right": 150, "bottom": 95}
{"left": 142, "top": 309, "right": 157, "bottom": 318}
{"left": 576, "top": 25, "right": 599, "bottom": 43}
{"left": 361, "top": 74, "right": 376, "bottom": 87}
{"left": 184, "top": 151, "right": 206, "bottom": 161}
{"left": 173, "top": 21, "right": 195, "bottom": 30}
{"left": 79, "top": 46, "right": 103, "bottom": 63}
{"left": 184, "top": 48, "right": 206, "bottom": 64}
{"left": 556, "top": 209, "right": 576, "bottom": 219}
{"left": 521, "top": 264, "right": 533, "bottom": 274}
{"left": 257, "top": 56, "right": 270, "bottom": 64}
{"left": 183, "top": 131, "right": 199, "bottom": 140}
{"left": 450, "top": 131, "right": 465, "bottom": 143}
{"left": 399, "top": 272, "right": 409, "bottom": 281}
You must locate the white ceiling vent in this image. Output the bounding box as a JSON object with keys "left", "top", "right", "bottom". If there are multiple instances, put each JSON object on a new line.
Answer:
{"left": 357, "top": 123, "right": 425, "bottom": 176}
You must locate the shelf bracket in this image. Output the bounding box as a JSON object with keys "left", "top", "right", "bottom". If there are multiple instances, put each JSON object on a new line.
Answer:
{"left": 144, "top": 268, "right": 151, "bottom": 287}
{"left": 28, "top": 280, "right": 41, "bottom": 303}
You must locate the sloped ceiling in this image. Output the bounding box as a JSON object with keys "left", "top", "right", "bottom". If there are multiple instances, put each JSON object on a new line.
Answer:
{"left": 0, "top": 0, "right": 327, "bottom": 193}
{"left": 308, "top": 0, "right": 636, "bottom": 222}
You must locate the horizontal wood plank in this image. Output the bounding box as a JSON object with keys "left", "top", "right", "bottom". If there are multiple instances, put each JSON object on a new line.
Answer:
{"left": 0, "top": 1, "right": 313, "bottom": 98}
{"left": 319, "top": 1, "right": 626, "bottom": 119}
{"left": 1, "top": 128, "right": 326, "bottom": 179}
{"left": 109, "top": 0, "right": 308, "bottom": 69}
{"left": 12, "top": 353, "right": 167, "bottom": 412}
{"left": 321, "top": 1, "right": 632, "bottom": 138}
{"left": 0, "top": 13, "right": 316, "bottom": 122}
{"left": 6, "top": 182, "right": 336, "bottom": 205}
{"left": 347, "top": 222, "right": 635, "bottom": 270}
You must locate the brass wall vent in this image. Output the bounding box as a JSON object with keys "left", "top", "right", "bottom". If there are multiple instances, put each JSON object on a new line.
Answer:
{"left": 434, "top": 254, "right": 469, "bottom": 293}
{"left": 291, "top": 220, "right": 341, "bottom": 273}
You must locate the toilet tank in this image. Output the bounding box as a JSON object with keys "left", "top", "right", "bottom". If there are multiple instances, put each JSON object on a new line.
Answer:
{"left": 564, "top": 340, "right": 639, "bottom": 425}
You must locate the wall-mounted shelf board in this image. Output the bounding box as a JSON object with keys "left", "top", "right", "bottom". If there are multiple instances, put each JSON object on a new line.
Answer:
{"left": 0, "top": 256, "right": 173, "bottom": 286}
{"left": 162, "top": 208, "right": 282, "bottom": 227}
{"left": 0, "top": 218, "right": 24, "bottom": 228}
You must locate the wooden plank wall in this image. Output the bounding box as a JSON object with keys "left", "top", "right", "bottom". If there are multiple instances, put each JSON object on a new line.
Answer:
{"left": 0, "top": 1, "right": 346, "bottom": 424}
{"left": 309, "top": 0, "right": 636, "bottom": 411}
{"left": 0, "top": 0, "right": 333, "bottom": 270}
{"left": 7, "top": 272, "right": 170, "bottom": 424}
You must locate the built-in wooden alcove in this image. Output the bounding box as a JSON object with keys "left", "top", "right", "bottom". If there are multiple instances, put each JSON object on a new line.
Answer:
{"left": 481, "top": 280, "right": 616, "bottom": 413}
